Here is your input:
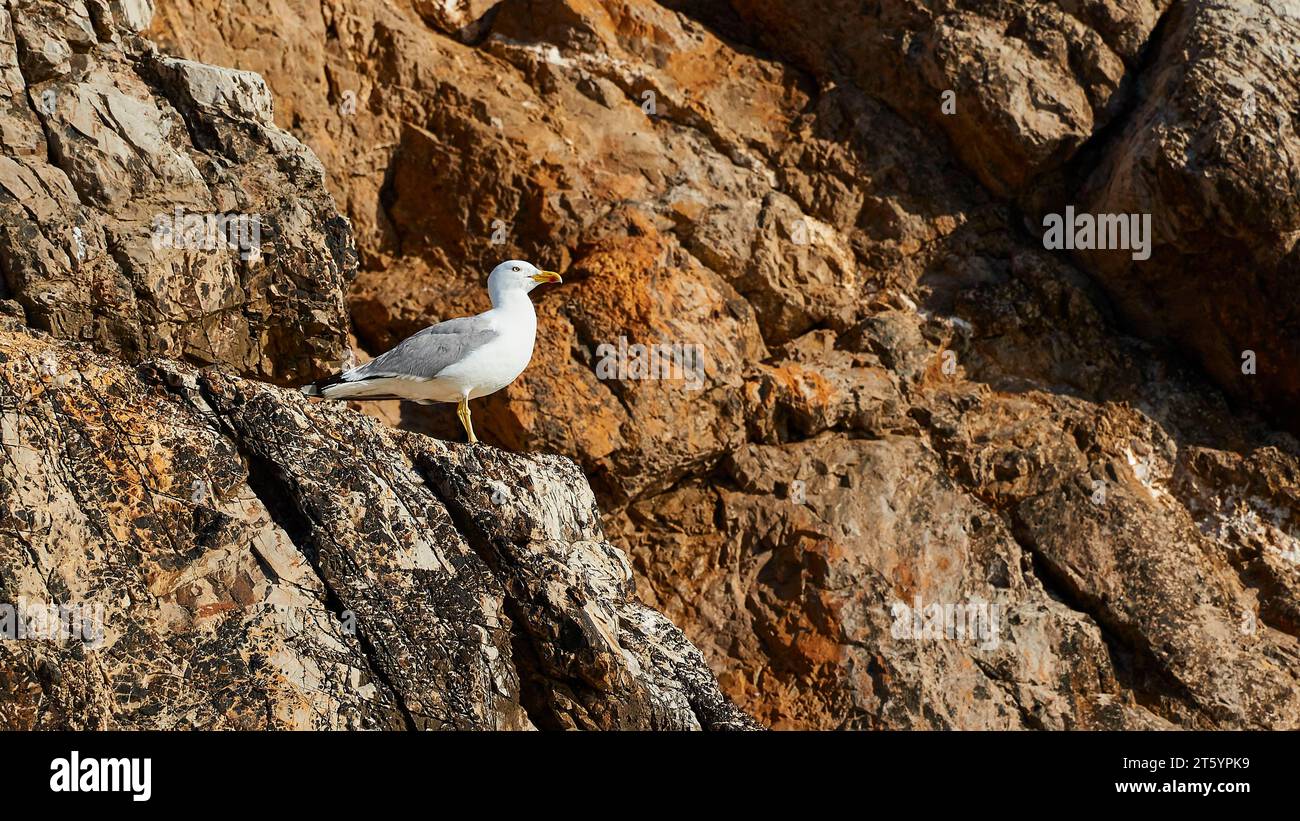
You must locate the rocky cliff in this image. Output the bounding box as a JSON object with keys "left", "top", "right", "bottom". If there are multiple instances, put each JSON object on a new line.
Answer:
{"left": 2, "top": 0, "right": 1299, "bottom": 730}
{"left": 0, "top": 0, "right": 754, "bottom": 730}
{"left": 0, "top": 321, "right": 757, "bottom": 729}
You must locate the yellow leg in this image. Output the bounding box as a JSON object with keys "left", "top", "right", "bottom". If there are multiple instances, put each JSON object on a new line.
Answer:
{"left": 457, "top": 397, "right": 478, "bottom": 444}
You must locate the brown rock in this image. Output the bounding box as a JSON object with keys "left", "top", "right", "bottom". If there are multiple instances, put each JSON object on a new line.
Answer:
{"left": 0, "top": 325, "right": 754, "bottom": 730}
{"left": 1073, "top": 0, "right": 1300, "bottom": 426}
{"left": 0, "top": 0, "right": 753, "bottom": 731}
{"left": 32, "top": 0, "right": 1298, "bottom": 730}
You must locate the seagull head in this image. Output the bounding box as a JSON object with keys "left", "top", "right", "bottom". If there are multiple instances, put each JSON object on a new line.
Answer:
{"left": 488, "top": 260, "right": 562, "bottom": 300}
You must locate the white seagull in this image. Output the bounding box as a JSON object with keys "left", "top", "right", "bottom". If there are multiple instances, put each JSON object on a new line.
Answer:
{"left": 302, "top": 260, "right": 562, "bottom": 444}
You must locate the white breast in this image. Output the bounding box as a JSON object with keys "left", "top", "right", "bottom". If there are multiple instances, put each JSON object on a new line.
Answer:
{"left": 427, "top": 298, "right": 537, "bottom": 401}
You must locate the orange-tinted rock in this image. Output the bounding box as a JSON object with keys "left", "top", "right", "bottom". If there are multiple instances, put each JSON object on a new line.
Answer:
{"left": 121, "top": 0, "right": 1300, "bottom": 729}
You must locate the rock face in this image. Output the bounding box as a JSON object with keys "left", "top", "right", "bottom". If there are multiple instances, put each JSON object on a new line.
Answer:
{"left": 0, "top": 0, "right": 353, "bottom": 383}
{"left": 1073, "top": 0, "right": 1300, "bottom": 425}
{"left": 0, "top": 0, "right": 753, "bottom": 730}
{"left": 727, "top": 0, "right": 1300, "bottom": 424}
{"left": 1, "top": 0, "right": 1298, "bottom": 731}
{"left": 0, "top": 323, "right": 755, "bottom": 729}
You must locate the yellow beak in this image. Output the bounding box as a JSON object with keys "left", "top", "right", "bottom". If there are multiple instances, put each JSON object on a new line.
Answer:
{"left": 530, "top": 270, "right": 562, "bottom": 284}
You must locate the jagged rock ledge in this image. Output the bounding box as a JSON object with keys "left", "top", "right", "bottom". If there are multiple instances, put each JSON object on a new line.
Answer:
{"left": 0, "top": 324, "right": 759, "bottom": 730}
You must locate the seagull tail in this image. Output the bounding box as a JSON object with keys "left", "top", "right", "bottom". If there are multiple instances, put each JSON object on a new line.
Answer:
{"left": 301, "top": 370, "right": 352, "bottom": 400}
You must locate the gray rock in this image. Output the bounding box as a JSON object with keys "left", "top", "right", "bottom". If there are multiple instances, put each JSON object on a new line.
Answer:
{"left": 0, "top": 0, "right": 353, "bottom": 384}
{"left": 0, "top": 327, "right": 756, "bottom": 730}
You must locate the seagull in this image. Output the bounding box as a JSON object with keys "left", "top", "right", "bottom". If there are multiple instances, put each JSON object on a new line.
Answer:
{"left": 302, "top": 260, "right": 562, "bottom": 444}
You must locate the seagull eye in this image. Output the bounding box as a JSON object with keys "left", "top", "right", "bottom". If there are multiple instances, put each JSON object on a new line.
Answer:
{"left": 512, "top": 266, "right": 520, "bottom": 272}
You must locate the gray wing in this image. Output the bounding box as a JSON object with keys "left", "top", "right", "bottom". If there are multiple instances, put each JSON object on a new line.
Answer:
{"left": 354, "top": 315, "right": 498, "bottom": 381}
